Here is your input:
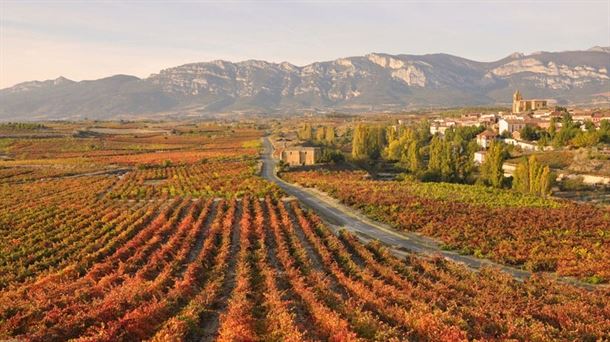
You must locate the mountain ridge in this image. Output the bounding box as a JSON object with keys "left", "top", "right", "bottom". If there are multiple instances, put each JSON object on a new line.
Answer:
{"left": 1, "top": 47, "right": 608, "bottom": 120}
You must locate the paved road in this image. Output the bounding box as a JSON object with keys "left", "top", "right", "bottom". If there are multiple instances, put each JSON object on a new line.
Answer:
{"left": 261, "top": 137, "right": 598, "bottom": 289}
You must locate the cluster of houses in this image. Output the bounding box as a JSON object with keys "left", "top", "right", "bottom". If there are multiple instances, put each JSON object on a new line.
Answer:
{"left": 275, "top": 90, "right": 609, "bottom": 167}
{"left": 429, "top": 90, "right": 610, "bottom": 163}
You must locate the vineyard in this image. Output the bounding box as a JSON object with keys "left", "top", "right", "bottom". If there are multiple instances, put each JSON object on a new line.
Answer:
{"left": 107, "top": 159, "right": 280, "bottom": 199}
{"left": 282, "top": 169, "right": 610, "bottom": 282}
{"left": 0, "top": 123, "right": 609, "bottom": 340}
{"left": 0, "top": 196, "right": 608, "bottom": 340}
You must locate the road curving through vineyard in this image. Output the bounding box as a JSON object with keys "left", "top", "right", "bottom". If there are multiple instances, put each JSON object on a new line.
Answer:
{"left": 261, "top": 137, "right": 601, "bottom": 289}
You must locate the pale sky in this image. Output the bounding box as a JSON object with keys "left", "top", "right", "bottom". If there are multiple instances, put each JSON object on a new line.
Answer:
{"left": 1, "top": 0, "right": 609, "bottom": 88}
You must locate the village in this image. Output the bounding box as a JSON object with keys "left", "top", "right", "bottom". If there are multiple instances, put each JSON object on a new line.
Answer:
{"left": 432, "top": 90, "right": 609, "bottom": 154}
{"left": 270, "top": 90, "right": 609, "bottom": 205}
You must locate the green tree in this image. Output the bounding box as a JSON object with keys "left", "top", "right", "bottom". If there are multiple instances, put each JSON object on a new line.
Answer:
{"left": 512, "top": 155, "right": 552, "bottom": 196}
{"left": 548, "top": 117, "right": 558, "bottom": 138}
{"left": 315, "top": 126, "right": 326, "bottom": 143}
{"left": 352, "top": 124, "right": 367, "bottom": 159}
{"left": 480, "top": 141, "right": 506, "bottom": 188}
{"left": 600, "top": 119, "right": 610, "bottom": 143}
{"left": 298, "top": 124, "right": 313, "bottom": 141}
{"left": 512, "top": 158, "right": 530, "bottom": 193}
{"left": 366, "top": 125, "right": 387, "bottom": 159}
{"left": 405, "top": 140, "right": 421, "bottom": 173}
{"left": 520, "top": 125, "right": 539, "bottom": 141}
{"left": 583, "top": 120, "right": 596, "bottom": 132}
{"left": 428, "top": 135, "right": 444, "bottom": 173}
{"left": 539, "top": 166, "right": 552, "bottom": 197}
{"left": 324, "top": 126, "right": 335, "bottom": 145}
{"left": 414, "top": 120, "right": 432, "bottom": 143}
{"left": 572, "top": 131, "right": 600, "bottom": 147}
{"left": 386, "top": 125, "right": 398, "bottom": 144}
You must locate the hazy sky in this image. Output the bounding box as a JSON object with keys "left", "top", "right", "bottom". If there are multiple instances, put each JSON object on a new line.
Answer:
{"left": 1, "top": 0, "right": 609, "bottom": 88}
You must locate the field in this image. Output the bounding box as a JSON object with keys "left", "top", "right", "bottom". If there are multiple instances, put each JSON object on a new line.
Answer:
{"left": 282, "top": 169, "right": 610, "bottom": 282}
{"left": 0, "top": 122, "right": 609, "bottom": 340}
{"left": 1, "top": 196, "right": 609, "bottom": 341}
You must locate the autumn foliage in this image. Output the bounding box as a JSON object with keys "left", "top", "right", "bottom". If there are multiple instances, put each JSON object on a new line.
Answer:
{"left": 283, "top": 169, "right": 610, "bottom": 282}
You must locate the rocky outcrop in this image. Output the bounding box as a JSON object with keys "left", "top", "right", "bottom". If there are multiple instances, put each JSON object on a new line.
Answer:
{"left": 1, "top": 47, "right": 608, "bottom": 119}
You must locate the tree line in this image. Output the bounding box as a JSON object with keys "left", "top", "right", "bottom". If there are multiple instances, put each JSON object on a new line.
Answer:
{"left": 517, "top": 111, "right": 610, "bottom": 148}
{"left": 0, "top": 122, "right": 47, "bottom": 130}
{"left": 353, "top": 122, "right": 483, "bottom": 183}
{"left": 350, "top": 121, "right": 553, "bottom": 197}
{"left": 297, "top": 124, "right": 335, "bottom": 146}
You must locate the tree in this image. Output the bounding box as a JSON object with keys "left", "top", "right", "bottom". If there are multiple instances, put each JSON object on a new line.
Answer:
{"left": 366, "top": 125, "right": 386, "bottom": 160}
{"left": 386, "top": 125, "right": 398, "bottom": 144}
{"left": 512, "top": 158, "right": 530, "bottom": 193}
{"left": 480, "top": 141, "right": 506, "bottom": 188}
{"left": 528, "top": 157, "right": 542, "bottom": 194}
{"left": 599, "top": 119, "right": 610, "bottom": 143}
{"left": 572, "top": 131, "right": 600, "bottom": 147}
{"left": 315, "top": 126, "right": 326, "bottom": 143}
{"left": 320, "top": 149, "right": 345, "bottom": 163}
{"left": 583, "top": 120, "right": 596, "bottom": 132}
{"left": 324, "top": 126, "right": 335, "bottom": 145}
{"left": 384, "top": 138, "right": 403, "bottom": 161}
{"left": 548, "top": 117, "right": 558, "bottom": 138}
{"left": 351, "top": 124, "right": 368, "bottom": 159}
{"left": 405, "top": 140, "right": 421, "bottom": 173}
{"left": 552, "top": 114, "right": 579, "bottom": 147}
{"left": 427, "top": 135, "right": 444, "bottom": 173}
{"left": 384, "top": 127, "right": 412, "bottom": 160}
{"left": 512, "top": 155, "right": 552, "bottom": 197}
{"left": 539, "top": 166, "right": 552, "bottom": 197}
{"left": 414, "top": 120, "right": 432, "bottom": 143}
{"left": 298, "top": 124, "right": 313, "bottom": 141}
{"left": 520, "top": 125, "right": 539, "bottom": 141}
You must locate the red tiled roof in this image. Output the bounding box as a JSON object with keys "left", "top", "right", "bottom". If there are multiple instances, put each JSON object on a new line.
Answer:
{"left": 477, "top": 130, "right": 497, "bottom": 138}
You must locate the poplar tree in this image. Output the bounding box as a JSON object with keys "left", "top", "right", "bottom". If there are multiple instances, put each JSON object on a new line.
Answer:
{"left": 366, "top": 125, "right": 386, "bottom": 159}
{"left": 324, "top": 126, "right": 335, "bottom": 145}
{"left": 512, "top": 155, "right": 553, "bottom": 196}
{"left": 386, "top": 125, "right": 398, "bottom": 144}
{"left": 298, "top": 124, "right": 313, "bottom": 141}
{"left": 405, "top": 140, "right": 421, "bottom": 173}
{"left": 539, "top": 166, "right": 552, "bottom": 197}
{"left": 351, "top": 124, "right": 368, "bottom": 159}
{"left": 428, "top": 135, "right": 444, "bottom": 172}
{"left": 512, "top": 159, "right": 530, "bottom": 193}
{"left": 315, "top": 126, "right": 326, "bottom": 143}
{"left": 480, "top": 141, "right": 506, "bottom": 188}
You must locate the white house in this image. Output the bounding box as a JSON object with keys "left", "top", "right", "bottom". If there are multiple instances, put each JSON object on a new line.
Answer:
{"left": 473, "top": 151, "right": 486, "bottom": 164}
{"left": 498, "top": 118, "right": 528, "bottom": 135}
{"left": 430, "top": 122, "right": 454, "bottom": 136}
{"left": 503, "top": 138, "right": 539, "bottom": 151}
{"left": 476, "top": 130, "right": 497, "bottom": 148}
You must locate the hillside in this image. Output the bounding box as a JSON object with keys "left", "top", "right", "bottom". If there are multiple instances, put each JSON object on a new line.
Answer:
{"left": 1, "top": 47, "right": 609, "bottom": 120}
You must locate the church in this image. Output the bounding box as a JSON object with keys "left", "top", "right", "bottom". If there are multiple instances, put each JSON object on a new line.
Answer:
{"left": 512, "top": 90, "right": 548, "bottom": 113}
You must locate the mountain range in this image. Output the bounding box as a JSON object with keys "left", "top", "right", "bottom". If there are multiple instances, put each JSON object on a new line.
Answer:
{"left": 1, "top": 47, "right": 609, "bottom": 120}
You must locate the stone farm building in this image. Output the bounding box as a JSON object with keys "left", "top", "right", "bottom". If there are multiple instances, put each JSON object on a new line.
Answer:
{"left": 280, "top": 146, "right": 321, "bottom": 166}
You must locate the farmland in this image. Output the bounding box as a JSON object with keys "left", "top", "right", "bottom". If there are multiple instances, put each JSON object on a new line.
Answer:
{"left": 0, "top": 122, "right": 609, "bottom": 340}
{"left": 282, "top": 169, "right": 610, "bottom": 282}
